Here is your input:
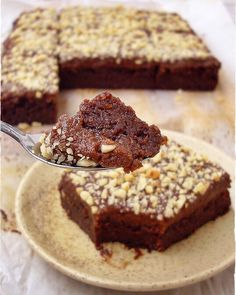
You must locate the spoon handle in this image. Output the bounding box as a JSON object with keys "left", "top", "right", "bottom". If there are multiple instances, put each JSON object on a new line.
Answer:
{"left": 0, "top": 121, "right": 25, "bottom": 144}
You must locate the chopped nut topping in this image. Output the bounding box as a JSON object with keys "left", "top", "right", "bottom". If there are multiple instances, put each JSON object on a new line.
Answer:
{"left": 98, "top": 178, "right": 108, "bottom": 187}
{"left": 59, "top": 6, "right": 211, "bottom": 64}
{"left": 65, "top": 140, "right": 225, "bottom": 220}
{"left": 2, "top": 9, "right": 58, "bottom": 98}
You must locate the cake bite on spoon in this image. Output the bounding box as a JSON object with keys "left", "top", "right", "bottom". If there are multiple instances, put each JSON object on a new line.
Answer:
{"left": 39, "top": 92, "right": 167, "bottom": 172}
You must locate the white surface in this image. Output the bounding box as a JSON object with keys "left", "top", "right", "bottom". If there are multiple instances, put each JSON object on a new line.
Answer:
{"left": 0, "top": 0, "right": 235, "bottom": 295}
{"left": 222, "top": 0, "right": 235, "bottom": 21}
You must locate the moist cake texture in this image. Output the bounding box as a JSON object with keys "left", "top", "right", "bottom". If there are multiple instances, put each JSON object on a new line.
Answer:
{"left": 39, "top": 92, "right": 166, "bottom": 172}
{"left": 59, "top": 140, "right": 231, "bottom": 251}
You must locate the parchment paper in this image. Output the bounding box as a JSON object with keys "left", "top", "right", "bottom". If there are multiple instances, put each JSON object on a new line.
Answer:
{"left": 0, "top": 0, "right": 235, "bottom": 294}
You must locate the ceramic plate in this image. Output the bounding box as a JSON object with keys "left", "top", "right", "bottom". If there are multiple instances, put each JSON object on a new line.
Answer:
{"left": 15, "top": 130, "right": 235, "bottom": 292}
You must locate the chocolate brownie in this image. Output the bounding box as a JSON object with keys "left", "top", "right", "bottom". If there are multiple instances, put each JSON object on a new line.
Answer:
{"left": 2, "top": 6, "right": 221, "bottom": 125}
{"left": 59, "top": 6, "right": 220, "bottom": 90}
{"left": 1, "top": 9, "right": 59, "bottom": 125}
{"left": 39, "top": 92, "right": 166, "bottom": 172}
{"left": 59, "top": 140, "right": 231, "bottom": 251}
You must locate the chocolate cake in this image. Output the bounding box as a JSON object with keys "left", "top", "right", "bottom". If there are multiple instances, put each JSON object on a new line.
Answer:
{"left": 59, "top": 6, "right": 220, "bottom": 90}
{"left": 39, "top": 92, "right": 166, "bottom": 172}
{"left": 1, "top": 6, "right": 221, "bottom": 125}
{"left": 59, "top": 140, "right": 231, "bottom": 251}
{"left": 1, "top": 9, "right": 59, "bottom": 125}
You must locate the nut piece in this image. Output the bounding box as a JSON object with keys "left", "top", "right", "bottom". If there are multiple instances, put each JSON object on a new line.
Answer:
{"left": 137, "top": 176, "right": 147, "bottom": 191}
{"left": 174, "top": 195, "right": 186, "bottom": 212}
{"left": 77, "top": 158, "right": 97, "bottom": 167}
{"left": 121, "top": 182, "right": 130, "bottom": 191}
{"left": 125, "top": 174, "right": 134, "bottom": 182}
{"left": 80, "top": 191, "right": 94, "bottom": 205}
{"left": 146, "top": 168, "right": 160, "bottom": 179}
{"left": 32, "top": 121, "right": 42, "bottom": 127}
{"left": 182, "top": 177, "right": 194, "bottom": 191}
{"left": 40, "top": 143, "right": 53, "bottom": 159}
{"left": 193, "top": 182, "right": 209, "bottom": 195}
{"left": 17, "top": 122, "right": 30, "bottom": 131}
{"left": 133, "top": 202, "right": 140, "bottom": 214}
{"left": 101, "top": 144, "right": 116, "bottom": 153}
{"left": 91, "top": 206, "right": 98, "bottom": 214}
{"left": 71, "top": 174, "right": 86, "bottom": 186}
{"left": 39, "top": 133, "right": 46, "bottom": 144}
{"left": 145, "top": 185, "right": 153, "bottom": 194}
{"left": 80, "top": 190, "right": 91, "bottom": 200}
{"left": 114, "top": 189, "right": 126, "bottom": 199}
{"left": 98, "top": 178, "right": 108, "bottom": 187}
{"left": 101, "top": 188, "right": 108, "bottom": 199}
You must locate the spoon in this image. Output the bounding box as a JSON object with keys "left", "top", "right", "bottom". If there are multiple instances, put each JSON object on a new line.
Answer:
{"left": 0, "top": 121, "right": 111, "bottom": 171}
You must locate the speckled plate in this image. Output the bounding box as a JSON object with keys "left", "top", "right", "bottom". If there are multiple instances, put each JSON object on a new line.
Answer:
{"left": 15, "top": 130, "right": 234, "bottom": 292}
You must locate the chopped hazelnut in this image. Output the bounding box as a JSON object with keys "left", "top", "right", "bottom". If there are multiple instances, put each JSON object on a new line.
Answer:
{"left": 91, "top": 206, "right": 98, "bottom": 214}
{"left": 193, "top": 182, "right": 209, "bottom": 195}
{"left": 77, "top": 158, "right": 97, "bottom": 167}
{"left": 101, "top": 144, "right": 116, "bottom": 153}
{"left": 146, "top": 168, "right": 160, "bottom": 179}
{"left": 113, "top": 189, "right": 126, "bottom": 199}
{"left": 145, "top": 185, "right": 153, "bottom": 194}
{"left": 98, "top": 178, "right": 108, "bottom": 187}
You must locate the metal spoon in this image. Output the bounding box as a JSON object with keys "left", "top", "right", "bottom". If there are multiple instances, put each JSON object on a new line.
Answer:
{"left": 0, "top": 121, "right": 111, "bottom": 171}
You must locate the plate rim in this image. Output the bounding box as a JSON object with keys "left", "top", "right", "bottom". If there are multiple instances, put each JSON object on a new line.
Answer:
{"left": 15, "top": 130, "right": 235, "bottom": 292}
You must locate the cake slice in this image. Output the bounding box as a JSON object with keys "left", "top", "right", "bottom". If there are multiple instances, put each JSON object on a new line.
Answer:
{"left": 1, "top": 9, "right": 59, "bottom": 125}
{"left": 39, "top": 92, "right": 166, "bottom": 172}
{"left": 59, "top": 140, "right": 231, "bottom": 251}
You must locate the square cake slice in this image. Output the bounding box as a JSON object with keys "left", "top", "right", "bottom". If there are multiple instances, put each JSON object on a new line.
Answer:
{"left": 59, "top": 140, "right": 231, "bottom": 251}
{"left": 1, "top": 9, "right": 59, "bottom": 125}
{"left": 59, "top": 6, "right": 220, "bottom": 90}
